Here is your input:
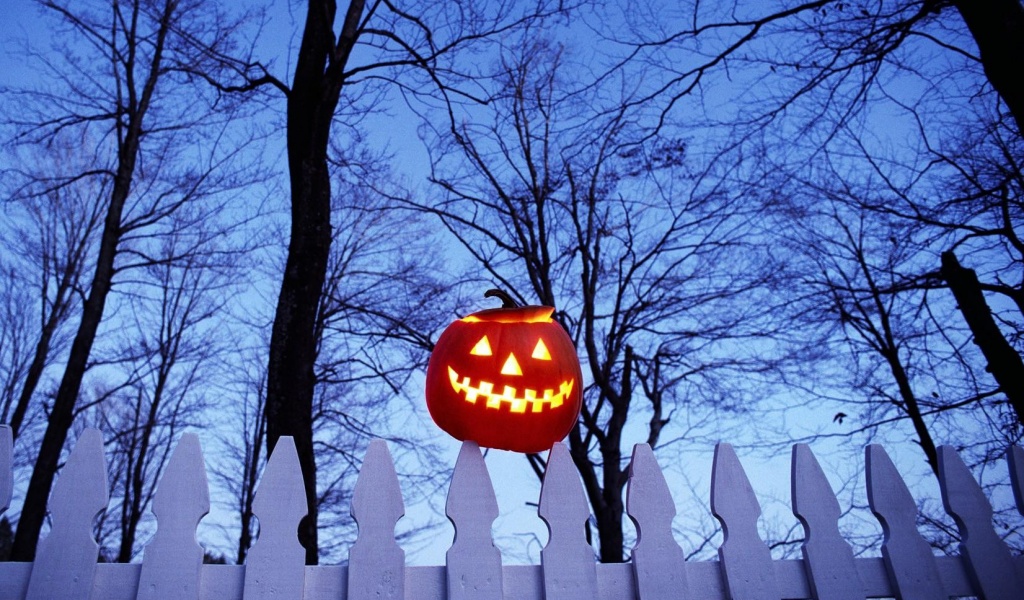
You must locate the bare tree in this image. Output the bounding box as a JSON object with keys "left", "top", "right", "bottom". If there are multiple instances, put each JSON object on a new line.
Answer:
{"left": 951, "top": 0, "right": 1024, "bottom": 135}
{"left": 311, "top": 158, "right": 454, "bottom": 560}
{"left": 0, "top": 265, "right": 33, "bottom": 432}
{"left": 623, "top": 0, "right": 1024, "bottom": 473}
{"left": 620, "top": 1, "right": 1021, "bottom": 139}
{"left": 6, "top": 0, "right": 264, "bottom": 560}
{"left": 759, "top": 148, "right": 1024, "bottom": 548}
{"left": 414, "top": 39, "right": 787, "bottom": 561}
{"left": 223, "top": 0, "right": 569, "bottom": 563}
{"left": 0, "top": 135, "right": 106, "bottom": 440}
{"left": 97, "top": 237, "right": 232, "bottom": 561}
{"left": 781, "top": 201, "right": 962, "bottom": 474}
{"left": 206, "top": 346, "right": 267, "bottom": 565}
{"left": 940, "top": 250, "right": 1024, "bottom": 425}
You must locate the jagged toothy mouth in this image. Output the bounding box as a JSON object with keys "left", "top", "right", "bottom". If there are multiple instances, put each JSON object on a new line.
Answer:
{"left": 447, "top": 366, "right": 573, "bottom": 414}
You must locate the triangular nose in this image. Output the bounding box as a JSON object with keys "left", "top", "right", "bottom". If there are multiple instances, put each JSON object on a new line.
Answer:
{"left": 501, "top": 352, "right": 522, "bottom": 376}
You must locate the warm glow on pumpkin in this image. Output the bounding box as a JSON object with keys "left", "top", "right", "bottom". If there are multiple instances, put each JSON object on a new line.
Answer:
{"left": 532, "top": 339, "right": 551, "bottom": 360}
{"left": 425, "top": 293, "right": 583, "bottom": 453}
{"left": 446, "top": 366, "right": 573, "bottom": 414}
{"left": 460, "top": 305, "right": 555, "bottom": 323}
{"left": 500, "top": 353, "right": 522, "bottom": 375}
{"left": 470, "top": 335, "right": 493, "bottom": 356}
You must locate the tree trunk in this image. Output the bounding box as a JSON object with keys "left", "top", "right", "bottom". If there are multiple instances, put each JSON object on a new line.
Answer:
{"left": 884, "top": 347, "right": 939, "bottom": 476}
{"left": 117, "top": 368, "right": 168, "bottom": 562}
{"left": 940, "top": 250, "right": 1024, "bottom": 426}
{"left": 9, "top": 239, "right": 82, "bottom": 439}
{"left": 594, "top": 346, "right": 632, "bottom": 563}
{"left": 951, "top": 0, "right": 1024, "bottom": 135}
{"left": 596, "top": 456, "right": 626, "bottom": 563}
{"left": 264, "top": 0, "right": 364, "bottom": 565}
{"left": 11, "top": 173, "right": 132, "bottom": 560}
{"left": 10, "top": 0, "right": 171, "bottom": 560}
{"left": 563, "top": 345, "right": 634, "bottom": 563}
{"left": 568, "top": 425, "right": 628, "bottom": 563}
{"left": 264, "top": 145, "right": 328, "bottom": 566}
{"left": 9, "top": 312, "right": 61, "bottom": 440}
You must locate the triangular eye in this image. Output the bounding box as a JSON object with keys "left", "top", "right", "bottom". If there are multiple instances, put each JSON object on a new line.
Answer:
{"left": 470, "top": 335, "right": 492, "bottom": 356}
{"left": 532, "top": 339, "right": 551, "bottom": 360}
{"left": 501, "top": 353, "right": 523, "bottom": 375}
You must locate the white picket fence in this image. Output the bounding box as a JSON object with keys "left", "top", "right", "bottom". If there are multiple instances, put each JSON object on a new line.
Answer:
{"left": 0, "top": 425, "right": 1022, "bottom": 600}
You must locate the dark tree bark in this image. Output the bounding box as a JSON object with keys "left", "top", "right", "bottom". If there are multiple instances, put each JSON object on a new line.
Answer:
{"left": 12, "top": 157, "right": 136, "bottom": 561}
{"left": 265, "top": 0, "right": 364, "bottom": 565}
{"left": 940, "top": 250, "right": 1024, "bottom": 426}
{"left": 261, "top": 0, "right": 560, "bottom": 563}
{"left": 11, "top": 124, "right": 138, "bottom": 563}
{"left": 9, "top": 0, "right": 258, "bottom": 560}
{"left": 9, "top": 278, "right": 75, "bottom": 440}
{"left": 951, "top": 0, "right": 1024, "bottom": 136}
{"left": 881, "top": 344, "right": 940, "bottom": 475}
{"left": 10, "top": 5, "right": 168, "bottom": 559}
{"left": 567, "top": 345, "right": 633, "bottom": 562}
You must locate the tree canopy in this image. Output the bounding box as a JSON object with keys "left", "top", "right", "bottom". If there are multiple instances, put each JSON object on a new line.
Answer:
{"left": 1, "top": 0, "right": 1020, "bottom": 562}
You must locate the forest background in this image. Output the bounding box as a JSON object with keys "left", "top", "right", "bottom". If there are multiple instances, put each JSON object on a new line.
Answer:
{"left": 1, "top": 0, "right": 1022, "bottom": 566}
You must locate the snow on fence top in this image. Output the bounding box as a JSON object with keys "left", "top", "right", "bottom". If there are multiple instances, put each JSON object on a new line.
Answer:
{"left": 0, "top": 424, "right": 1022, "bottom": 600}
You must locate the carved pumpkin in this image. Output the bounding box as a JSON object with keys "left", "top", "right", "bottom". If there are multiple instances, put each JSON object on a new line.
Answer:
{"left": 426, "top": 292, "right": 583, "bottom": 453}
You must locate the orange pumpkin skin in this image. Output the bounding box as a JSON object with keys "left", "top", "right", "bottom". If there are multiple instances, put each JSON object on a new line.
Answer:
{"left": 426, "top": 305, "right": 583, "bottom": 453}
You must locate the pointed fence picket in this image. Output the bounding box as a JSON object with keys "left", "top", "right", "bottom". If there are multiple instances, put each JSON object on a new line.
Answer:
{"left": 790, "top": 444, "right": 861, "bottom": 600}
{"left": 711, "top": 443, "right": 779, "bottom": 600}
{"left": 25, "top": 428, "right": 107, "bottom": 600}
{"left": 137, "top": 433, "right": 208, "bottom": 600}
{"left": 626, "top": 443, "right": 688, "bottom": 600}
{"left": 0, "top": 425, "right": 1022, "bottom": 600}
{"left": 866, "top": 444, "right": 948, "bottom": 600}
{"left": 349, "top": 439, "right": 405, "bottom": 600}
{"left": 245, "top": 436, "right": 307, "bottom": 599}
{"left": 446, "top": 442, "right": 502, "bottom": 600}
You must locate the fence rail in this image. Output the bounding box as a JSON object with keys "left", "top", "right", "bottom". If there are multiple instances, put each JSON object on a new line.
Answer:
{"left": 0, "top": 425, "right": 1022, "bottom": 599}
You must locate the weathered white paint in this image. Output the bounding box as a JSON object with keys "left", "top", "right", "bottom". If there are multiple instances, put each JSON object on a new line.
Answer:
{"left": 539, "top": 442, "right": 598, "bottom": 600}
{"left": 445, "top": 442, "right": 502, "bottom": 600}
{"left": 244, "top": 436, "right": 307, "bottom": 600}
{"left": 348, "top": 439, "right": 405, "bottom": 600}
{"left": 937, "top": 445, "right": 1021, "bottom": 600}
{"left": 791, "top": 444, "right": 863, "bottom": 600}
{"left": 866, "top": 444, "right": 945, "bottom": 600}
{"left": 1, "top": 431, "right": 1022, "bottom": 600}
{"left": 26, "top": 428, "right": 107, "bottom": 600}
{"left": 711, "top": 443, "right": 778, "bottom": 600}
{"left": 626, "top": 443, "right": 688, "bottom": 600}
{"left": 138, "top": 433, "right": 209, "bottom": 600}
{"left": 1, "top": 556, "right": 1007, "bottom": 600}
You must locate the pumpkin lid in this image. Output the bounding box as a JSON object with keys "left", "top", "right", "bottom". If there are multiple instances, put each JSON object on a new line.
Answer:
{"left": 461, "top": 305, "right": 555, "bottom": 323}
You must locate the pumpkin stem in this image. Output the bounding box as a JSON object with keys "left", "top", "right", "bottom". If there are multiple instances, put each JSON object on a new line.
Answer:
{"left": 484, "top": 288, "right": 519, "bottom": 308}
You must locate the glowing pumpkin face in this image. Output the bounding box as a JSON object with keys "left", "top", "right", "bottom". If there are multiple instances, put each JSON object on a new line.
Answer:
{"left": 425, "top": 304, "right": 583, "bottom": 453}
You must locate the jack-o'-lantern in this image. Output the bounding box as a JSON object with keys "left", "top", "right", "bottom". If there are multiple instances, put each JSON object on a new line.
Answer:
{"left": 426, "top": 290, "right": 583, "bottom": 453}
